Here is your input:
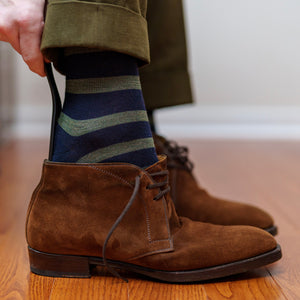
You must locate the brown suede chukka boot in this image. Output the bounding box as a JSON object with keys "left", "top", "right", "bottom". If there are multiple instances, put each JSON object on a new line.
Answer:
{"left": 153, "top": 135, "right": 278, "bottom": 236}
{"left": 26, "top": 156, "right": 281, "bottom": 282}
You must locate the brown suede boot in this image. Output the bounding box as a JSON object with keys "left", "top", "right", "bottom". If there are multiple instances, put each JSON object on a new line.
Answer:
{"left": 153, "top": 135, "right": 278, "bottom": 236}
{"left": 26, "top": 156, "right": 281, "bottom": 282}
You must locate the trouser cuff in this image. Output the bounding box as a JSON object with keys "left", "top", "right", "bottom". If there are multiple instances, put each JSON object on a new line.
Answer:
{"left": 41, "top": 1, "right": 150, "bottom": 74}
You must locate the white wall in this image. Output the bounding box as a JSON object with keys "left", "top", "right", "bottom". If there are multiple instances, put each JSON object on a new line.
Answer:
{"left": 184, "top": 0, "right": 300, "bottom": 106}
{"left": 0, "top": 43, "right": 16, "bottom": 140}
{"left": 158, "top": 0, "right": 300, "bottom": 138}
{"left": 6, "top": 0, "right": 300, "bottom": 139}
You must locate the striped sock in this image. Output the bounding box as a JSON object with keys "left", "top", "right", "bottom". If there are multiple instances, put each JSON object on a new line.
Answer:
{"left": 52, "top": 51, "right": 158, "bottom": 168}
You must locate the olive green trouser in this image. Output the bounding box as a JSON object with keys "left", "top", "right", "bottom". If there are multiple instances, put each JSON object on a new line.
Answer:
{"left": 42, "top": 0, "right": 193, "bottom": 110}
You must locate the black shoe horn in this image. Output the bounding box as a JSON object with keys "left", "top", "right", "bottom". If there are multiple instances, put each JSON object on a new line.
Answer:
{"left": 44, "top": 63, "right": 62, "bottom": 161}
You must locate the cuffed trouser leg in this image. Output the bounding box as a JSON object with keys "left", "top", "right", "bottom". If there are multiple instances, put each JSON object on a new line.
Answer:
{"left": 41, "top": 0, "right": 149, "bottom": 73}
{"left": 140, "top": 0, "right": 193, "bottom": 110}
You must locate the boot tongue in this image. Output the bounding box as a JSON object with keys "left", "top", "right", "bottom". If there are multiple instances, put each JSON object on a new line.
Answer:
{"left": 145, "top": 154, "right": 168, "bottom": 173}
{"left": 145, "top": 155, "right": 181, "bottom": 232}
{"left": 152, "top": 134, "right": 168, "bottom": 155}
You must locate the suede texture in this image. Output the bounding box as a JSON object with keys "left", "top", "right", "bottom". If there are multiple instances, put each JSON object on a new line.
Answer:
{"left": 26, "top": 156, "right": 174, "bottom": 261}
{"left": 26, "top": 156, "right": 276, "bottom": 271}
{"left": 153, "top": 135, "right": 274, "bottom": 229}
{"left": 131, "top": 218, "right": 276, "bottom": 271}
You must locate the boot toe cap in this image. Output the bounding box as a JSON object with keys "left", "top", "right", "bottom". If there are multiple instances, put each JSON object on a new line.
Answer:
{"left": 234, "top": 203, "right": 275, "bottom": 230}
{"left": 199, "top": 196, "right": 275, "bottom": 230}
{"left": 131, "top": 218, "right": 278, "bottom": 271}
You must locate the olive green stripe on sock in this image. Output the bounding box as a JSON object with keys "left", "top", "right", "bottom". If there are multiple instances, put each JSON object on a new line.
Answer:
{"left": 58, "top": 110, "right": 148, "bottom": 137}
{"left": 77, "top": 137, "right": 155, "bottom": 163}
{"left": 66, "top": 76, "right": 141, "bottom": 94}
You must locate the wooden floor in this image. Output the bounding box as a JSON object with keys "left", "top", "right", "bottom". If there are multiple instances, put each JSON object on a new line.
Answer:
{"left": 0, "top": 139, "right": 299, "bottom": 300}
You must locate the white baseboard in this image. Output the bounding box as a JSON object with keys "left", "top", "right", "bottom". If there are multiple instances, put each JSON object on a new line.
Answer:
{"left": 8, "top": 104, "right": 300, "bottom": 140}
{"left": 155, "top": 105, "right": 300, "bottom": 139}
{"left": 156, "top": 124, "right": 300, "bottom": 140}
{"left": 156, "top": 105, "right": 300, "bottom": 123}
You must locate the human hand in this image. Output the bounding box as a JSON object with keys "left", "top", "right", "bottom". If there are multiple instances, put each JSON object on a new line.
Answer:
{"left": 0, "top": 0, "right": 46, "bottom": 76}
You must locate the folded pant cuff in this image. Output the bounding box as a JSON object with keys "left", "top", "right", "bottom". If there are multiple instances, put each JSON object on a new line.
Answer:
{"left": 41, "top": 1, "right": 150, "bottom": 74}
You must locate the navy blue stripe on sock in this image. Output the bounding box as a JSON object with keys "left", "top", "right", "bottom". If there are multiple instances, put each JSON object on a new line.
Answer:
{"left": 63, "top": 90, "right": 146, "bottom": 119}
{"left": 65, "top": 52, "right": 139, "bottom": 79}
{"left": 101, "top": 148, "right": 158, "bottom": 168}
{"left": 52, "top": 121, "right": 153, "bottom": 162}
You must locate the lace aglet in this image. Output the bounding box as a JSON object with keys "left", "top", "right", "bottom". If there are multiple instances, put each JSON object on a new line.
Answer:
{"left": 119, "top": 275, "right": 129, "bottom": 283}
{"left": 107, "top": 264, "right": 129, "bottom": 283}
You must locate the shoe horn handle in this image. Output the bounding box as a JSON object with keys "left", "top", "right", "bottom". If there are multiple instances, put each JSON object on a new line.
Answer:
{"left": 44, "top": 63, "right": 62, "bottom": 161}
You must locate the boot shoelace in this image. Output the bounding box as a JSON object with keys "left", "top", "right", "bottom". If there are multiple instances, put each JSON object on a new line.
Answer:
{"left": 163, "top": 140, "right": 194, "bottom": 172}
{"left": 102, "top": 170, "right": 170, "bottom": 282}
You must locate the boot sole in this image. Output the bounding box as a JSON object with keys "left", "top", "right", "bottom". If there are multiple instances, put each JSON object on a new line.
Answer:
{"left": 265, "top": 225, "right": 278, "bottom": 236}
{"left": 28, "top": 245, "right": 282, "bottom": 283}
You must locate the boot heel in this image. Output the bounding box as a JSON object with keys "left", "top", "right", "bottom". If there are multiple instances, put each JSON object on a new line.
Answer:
{"left": 28, "top": 247, "right": 92, "bottom": 278}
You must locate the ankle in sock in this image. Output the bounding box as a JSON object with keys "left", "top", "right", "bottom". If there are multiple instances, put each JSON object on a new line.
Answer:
{"left": 52, "top": 51, "right": 158, "bottom": 168}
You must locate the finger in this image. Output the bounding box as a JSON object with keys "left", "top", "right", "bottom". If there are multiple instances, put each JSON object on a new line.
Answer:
{"left": 0, "top": 12, "right": 21, "bottom": 53}
{"left": 7, "top": 33, "right": 21, "bottom": 54}
{"left": 19, "top": 20, "right": 45, "bottom": 76}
